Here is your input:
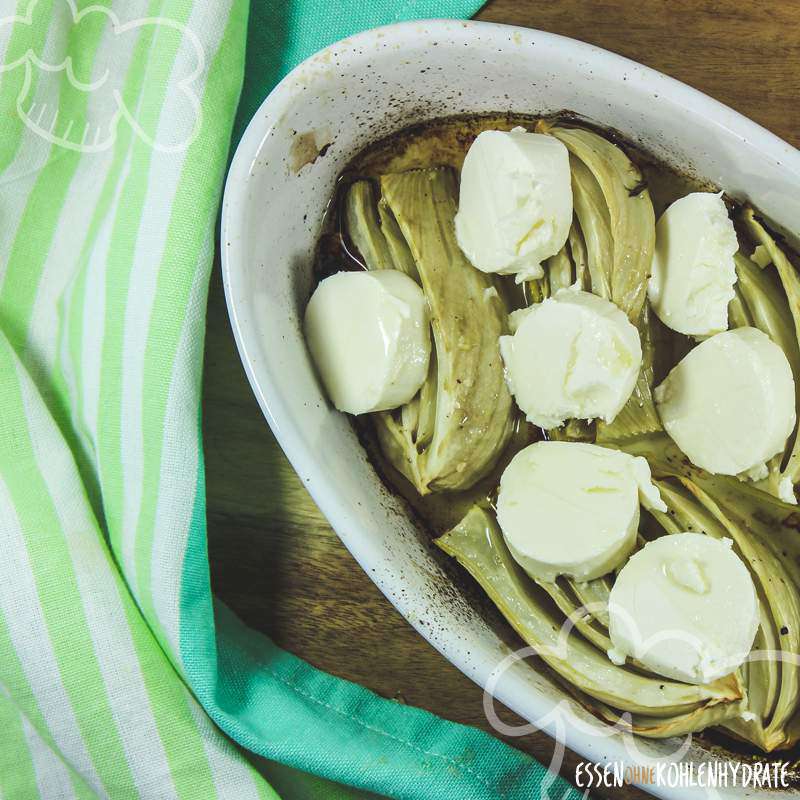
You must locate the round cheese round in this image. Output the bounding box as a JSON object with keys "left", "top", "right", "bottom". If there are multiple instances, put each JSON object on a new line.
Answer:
{"left": 496, "top": 441, "right": 666, "bottom": 583}
{"left": 454, "top": 128, "right": 572, "bottom": 282}
{"left": 607, "top": 532, "right": 759, "bottom": 684}
{"left": 499, "top": 288, "right": 642, "bottom": 429}
{"left": 647, "top": 192, "right": 739, "bottom": 337}
{"left": 304, "top": 270, "right": 430, "bottom": 415}
{"left": 654, "top": 326, "right": 796, "bottom": 478}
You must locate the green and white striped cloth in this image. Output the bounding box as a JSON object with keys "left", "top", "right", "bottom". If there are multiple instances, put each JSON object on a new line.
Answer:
{"left": 0, "top": 1, "right": 586, "bottom": 798}
{"left": 0, "top": 0, "right": 268, "bottom": 796}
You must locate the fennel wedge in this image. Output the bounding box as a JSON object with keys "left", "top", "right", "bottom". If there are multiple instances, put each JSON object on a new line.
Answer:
{"left": 618, "top": 433, "right": 800, "bottom": 750}
{"left": 646, "top": 480, "right": 781, "bottom": 750}
{"left": 344, "top": 169, "right": 514, "bottom": 494}
{"left": 549, "top": 126, "right": 655, "bottom": 322}
{"left": 547, "top": 124, "right": 661, "bottom": 442}
{"left": 730, "top": 251, "right": 800, "bottom": 499}
{"left": 436, "top": 505, "right": 743, "bottom": 733}
{"left": 740, "top": 208, "right": 800, "bottom": 496}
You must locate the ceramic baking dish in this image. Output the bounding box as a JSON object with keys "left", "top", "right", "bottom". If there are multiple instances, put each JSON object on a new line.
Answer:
{"left": 221, "top": 19, "right": 800, "bottom": 798}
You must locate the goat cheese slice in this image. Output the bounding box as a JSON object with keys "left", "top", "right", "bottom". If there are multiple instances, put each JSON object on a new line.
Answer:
{"left": 608, "top": 532, "right": 759, "bottom": 684}
{"left": 499, "top": 288, "right": 642, "bottom": 429}
{"left": 654, "top": 326, "right": 796, "bottom": 477}
{"left": 304, "top": 270, "right": 430, "bottom": 415}
{"left": 496, "top": 441, "right": 666, "bottom": 583}
{"left": 647, "top": 191, "right": 739, "bottom": 337}
{"left": 454, "top": 127, "right": 572, "bottom": 282}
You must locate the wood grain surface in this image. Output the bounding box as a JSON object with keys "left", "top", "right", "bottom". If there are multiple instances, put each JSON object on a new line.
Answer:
{"left": 205, "top": 2, "right": 800, "bottom": 796}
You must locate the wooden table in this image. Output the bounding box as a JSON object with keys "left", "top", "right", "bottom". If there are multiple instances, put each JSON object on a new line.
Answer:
{"left": 205, "top": 2, "right": 800, "bottom": 796}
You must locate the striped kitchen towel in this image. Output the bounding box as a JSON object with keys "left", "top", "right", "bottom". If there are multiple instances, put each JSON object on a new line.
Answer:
{"left": 0, "top": 1, "right": 585, "bottom": 798}
{"left": 0, "top": 1, "right": 271, "bottom": 796}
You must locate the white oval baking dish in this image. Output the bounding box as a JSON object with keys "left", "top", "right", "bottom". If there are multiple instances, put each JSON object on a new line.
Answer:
{"left": 221, "top": 19, "right": 800, "bottom": 798}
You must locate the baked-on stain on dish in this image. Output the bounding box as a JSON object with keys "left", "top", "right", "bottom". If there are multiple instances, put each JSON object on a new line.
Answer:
{"left": 289, "top": 130, "right": 333, "bottom": 173}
